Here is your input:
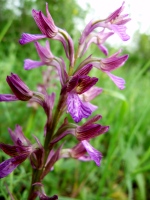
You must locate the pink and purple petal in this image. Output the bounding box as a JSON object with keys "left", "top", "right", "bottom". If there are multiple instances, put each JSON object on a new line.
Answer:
{"left": 19, "top": 33, "right": 46, "bottom": 45}
{"left": 82, "top": 140, "right": 102, "bottom": 166}
{"left": 0, "top": 154, "right": 28, "bottom": 178}
{"left": 76, "top": 76, "right": 98, "bottom": 94}
{"left": 100, "top": 51, "right": 129, "bottom": 72}
{"left": 67, "top": 92, "right": 92, "bottom": 123}
{"left": 110, "top": 24, "right": 130, "bottom": 41}
{"left": 34, "top": 41, "right": 54, "bottom": 63}
{"left": 24, "top": 59, "right": 44, "bottom": 70}
{"left": 0, "top": 94, "right": 18, "bottom": 102}
{"left": 105, "top": 71, "right": 125, "bottom": 90}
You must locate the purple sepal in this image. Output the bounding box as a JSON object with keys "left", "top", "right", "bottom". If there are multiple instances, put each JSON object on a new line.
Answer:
{"left": 75, "top": 76, "right": 98, "bottom": 94}
{"left": 19, "top": 33, "right": 46, "bottom": 45}
{"left": 74, "top": 64, "right": 93, "bottom": 76}
{"left": 0, "top": 94, "right": 18, "bottom": 102}
{"left": 82, "top": 140, "right": 102, "bottom": 166}
{"left": 8, "top": 125, "right": 31, "bottom": 146}
{"left": 100, "top": 50, "right": 129, "bottom": 72}
{"left": 6, "top": 73, "right": 33, "bottom": 101}
{"left": 67, "top": 92, "right": 92, "bottom": 123}
{"left": 32, "top": 3, "right": 58, "bottom": 38}
{"left": 24, "top": 59, "right": 44, "bottom": 70}
{"left": 0, "top": 143, "right": 31, "bottom": 157}
{"left": 0, "top": 154, "right": 28, "bottom": 178}
{"left": 35, "top": 41, "right": 54, "bottom": 64}
{"left": 76, "top": 115, "right": 109, "bottom": 140}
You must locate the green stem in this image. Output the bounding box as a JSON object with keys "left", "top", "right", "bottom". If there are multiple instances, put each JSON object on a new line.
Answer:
{"left": 27, "top": 94, "right": 66, "bottom": 199}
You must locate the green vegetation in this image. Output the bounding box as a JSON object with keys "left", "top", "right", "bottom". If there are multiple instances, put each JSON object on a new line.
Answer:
{"left": 0, "top": 1, "right": 150, "bottom": 199}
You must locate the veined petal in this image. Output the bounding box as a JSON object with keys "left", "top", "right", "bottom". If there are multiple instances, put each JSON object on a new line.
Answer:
{"left": 24, "top": 59, "right": 44, "bottom": 70}
{"left": 32, "top": 5, "right": 58, "bottom": 38}
{"left": 34, "top": 41, "right": 54, "bottom": 63}
{"left": 82, "top": 140, "right": 102, "bottom": 166}
{"left": 110, "top": 24, "right": 130, "bottom": 41}
{"left": 67, "top": 75, "right": 79, "bottom": 92}
{"left": 76, "top": 124, "right": 102, "bottom": 140}
{"left": 0, "top": 94, "right": 18, "bottom": 102}
{"left": 81, "top": 102, "right": 97, "bottom": 113}
{"left": 76, "top": 76, "right": 98, "bottom": 94}
{"left": 106, "top": 1, "right": 125, "bottom": 22}
{"left": 8, "top": 125, "right": 31, "bottom": 146}
{"left": 76, "top": 121, "right": 109, "bottom": 140}
{"left": 79, "top": 20, "right": 93, "bottom": 44}
{"left": 100, "top": 51, "right": 129, "bottom": 71}
{"left": 82, "top": 114, "right": 102, "bottom": 126}
{"left": 67, "top": 92, "right": 92, "bottom": 123}
{"left": 6, "top": 73, "right": 33, "bottom": 101}
{"left": 74, "top": 64, "right": 93, "bottom": 76}
{"left": 19, "top": 33, "right": 46, "bottom": 45}
{"left": 0, "top": 143, "right": 30, "bottom": 157}
{"left": 106, "top": 71, "right": 125, "bottom": 90}
{"left": 0, "top": 154, "right": 28, "bottom": 178}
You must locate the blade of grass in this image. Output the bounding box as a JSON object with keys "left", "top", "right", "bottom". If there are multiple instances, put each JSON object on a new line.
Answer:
{"left": 0, "top": 19, "right": 13, "bottom": 42}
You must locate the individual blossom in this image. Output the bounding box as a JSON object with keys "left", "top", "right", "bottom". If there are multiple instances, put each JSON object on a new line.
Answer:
{"left": 0, "top": 74, "right": 55, "bottom": 127}
{"left": 2, "top": 73, "right": 33, "bottom": 101}
{"left": 19, "top": 3, "right": 74, "bottom": 66}
{"left": 77, "top": 50, "right": 128, "bottom": 90}
{"left": 78, "top": 30, "right": 114, "bottom": 57}
{"left": 0, "top": 125, "right": 44, "bottom": 178}
{"left": 0, "top": 73, "right": 36, "bottom": 102}
{"left": 97, "top": 50, "right": 128, "bottom": 89}
{"left": 103, "top": 1, "right": 131, "bottom": 41}
{"left": 24, "top": 41, "right": 68, "bottom": 87}
{"left": 51, "top": 115, "right": 109, "bottom": 166}
{"left": 19, "top": 3, "right": 58, "bottom": 44}
{"left": 65, "top": 64, "right": 99, "bottom": 123}
{"left": 79, "top": 1, "right": 130, "bottom": 50}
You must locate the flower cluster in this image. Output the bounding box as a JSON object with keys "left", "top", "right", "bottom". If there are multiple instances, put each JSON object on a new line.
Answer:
{"left": 0, "top": 2, "right": 130, "bottom": 199}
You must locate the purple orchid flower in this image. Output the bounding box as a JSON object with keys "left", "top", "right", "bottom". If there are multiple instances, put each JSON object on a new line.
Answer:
{"left": 5, "top": 73, "right": 33, "bottom": 101}
{"left": 0, "top": 74, "right": 55, "bottom": 127}
{"left": 51, "top": 115, "right": 109, "bottom": 166}
{"left": 79, "top": 1, "right": 130, "bottom": 48}
{"left": 66, "top": 64, "right": 99, "bottom": 123}
{"left": 24, "top": 41, "right": 68, "bottom": 87}
{"left": 104, "top": 1, "right": 131, "bottom": 41}
{"left": 0, "top": 125, "right": 43, "bottom": 178}
{"left": 0, "top": 73, "right": 35, "bottom": 102}
{"left": 19, "top": 3, "right": 74, "bottom": 66}
{"left": 79, "top": 30, "right": 114, "bottom": 57}
{"left": 19, "top": 3, "right": 57, "bottom": 44}
{"left": 97, "top": 49, "right": 128, "bottom": 89}
{"left": 78, "top": 50, "right": 128, "bottom": 90}
{"left": 61, "top": 141, "right": 103, "bottom": 166}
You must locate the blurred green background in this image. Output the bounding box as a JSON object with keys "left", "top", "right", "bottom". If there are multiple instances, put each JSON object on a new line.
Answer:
{"left": 0, "top": 0, "right": 150, "bottom": 200}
